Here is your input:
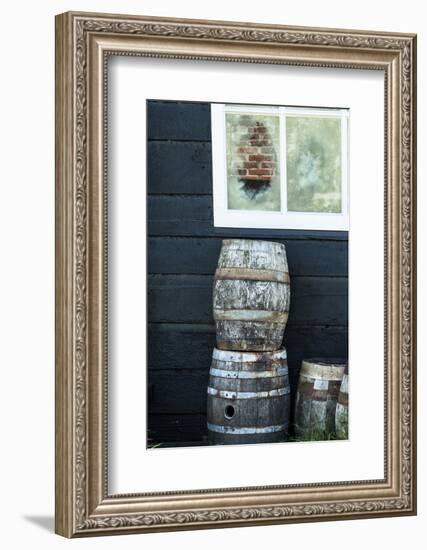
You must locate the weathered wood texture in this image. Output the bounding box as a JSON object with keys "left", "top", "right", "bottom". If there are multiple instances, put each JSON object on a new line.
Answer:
{"left": 335, "top": 373, "right": 349, "bottom": 439}
{"left": 213, "top": 239, "right": 290, "bottom": 351}
{"left": 147, "top": 101, "right": 348, "bottom": 445}
{"left": 207, "top": 348, "right": 291, "bottom": 444}
{"left": 148, "top": 274, "right": 347, "bottom": 326}
{"left": 294, "top": 359, "right": 347, "bottom": 438}
{"left": 148, "top": 324, "right": 348, "bottom": 372}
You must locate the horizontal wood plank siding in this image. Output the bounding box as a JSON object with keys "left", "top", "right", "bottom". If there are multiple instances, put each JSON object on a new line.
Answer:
{"left": 148, "top": 324, "right": 348, "bottom": 371}
{"left": 147, "top": 101, "right": 348, "bottom": 445}
{"left": 148, "top": 237, "right": 348, "bottom": 276}
{"left": 149, "top": 368, "right": 298, "bottom": 416}
{"left": 148, "top": 274, "right": 348, "bottom": 326}
{"left": 148, "top": 195, "right": 348, "bottom": 240}
{"left": 147, "top": 101, "right": 211, "bottom": 141}
{"left": 148, "top": 414, "right": 208, "bottom": 444}
{"left": 148, "top": 142, "right": 212, "bottom": 195}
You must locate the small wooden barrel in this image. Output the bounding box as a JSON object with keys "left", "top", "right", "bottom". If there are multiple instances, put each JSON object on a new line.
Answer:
{"left": 207, "top": 347, "right": 291, "bottom": 445}
{"left": 294, "top": 358, "right": 347, "bottom": 438}
{"left": 335, "top": 370, "right": 349, "bottom": 439}
{"left": 213, "top": 239, "right": 290, "bottom": 351}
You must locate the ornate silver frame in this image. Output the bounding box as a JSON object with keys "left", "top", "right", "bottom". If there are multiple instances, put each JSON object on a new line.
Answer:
{"left": 55, "top": 11, "right": 417, "bottom": 537}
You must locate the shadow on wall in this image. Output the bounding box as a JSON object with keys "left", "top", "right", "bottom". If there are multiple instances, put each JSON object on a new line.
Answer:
{"left": 22, "top": 516, "right": 54, "bottom": 533}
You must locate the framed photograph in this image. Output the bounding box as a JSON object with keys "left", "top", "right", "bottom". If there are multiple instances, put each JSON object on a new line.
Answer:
{"left": 55, "top": 11, "right": 417, "bottom": 537}
{"left": 211, "top": 103, "right": 349, "bottom": 230}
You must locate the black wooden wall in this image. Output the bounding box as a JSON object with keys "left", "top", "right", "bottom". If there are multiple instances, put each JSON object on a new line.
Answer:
{"left": 147, "top": 100, "right": 348, "bottom": 446}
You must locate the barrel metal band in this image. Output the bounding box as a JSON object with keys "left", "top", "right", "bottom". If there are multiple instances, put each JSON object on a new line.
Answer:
{"left": 339, "top": 374, "right": 349, "bottom": 394}
{"left": 215, "top": 267, "right": 290, "bottom": 284}
{"left": 300, "top": 361, "right": 346, "bottom": 381}
{"left": 209, "top": 367, "right": 288, "bottom": 379}
{"left": 212, "top": 347, "right": 287, "bottom": 363}
{"left": 214, "top": 309, "right": 289, "bottom": 323}
{"left": 207, "top": 386, "right": 290, "bottom": 399}
{"left": 207, "top": 422, "right": 288, "bottom": 434}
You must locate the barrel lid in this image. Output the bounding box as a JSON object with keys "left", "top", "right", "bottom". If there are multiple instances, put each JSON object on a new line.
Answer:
{"left": 300, "top": 358, "right": 347, "bottom": 381}
{"left": 221, "top": 239, "right": 286, "bottom": 253}
{"left": 302, "top": 358, "right": 348, "bottom": 368}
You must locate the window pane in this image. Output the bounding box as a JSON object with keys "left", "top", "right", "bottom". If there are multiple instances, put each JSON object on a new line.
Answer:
{"left": 226, "top": 112, "right": 281, "bottom": 211}
{"left": 286, "top": 116, "right": 342, "bottom": 213}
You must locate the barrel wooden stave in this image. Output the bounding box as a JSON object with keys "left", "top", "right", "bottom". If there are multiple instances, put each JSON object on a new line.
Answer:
{"left": 294, "top": 359, "right": 346, "bottom": 438}
{"left": 335, "top": 373, "right": 349, "bottom": 439}
{"left": 217, "top": 238, "right": 287, "bottom": 271}
{"left": 207, "top": 348, "right": 290, "bottom": 445}
{"left": 214, "top": 279, "right": 289, "bottom": 313}
{"left": 215, "top": 320, "right": 286, "bottom": 351}
{"left": 213, "top": 239, "right": 290, "bottom": 352}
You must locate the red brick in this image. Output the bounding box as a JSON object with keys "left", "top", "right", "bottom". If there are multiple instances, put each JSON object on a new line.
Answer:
{"left": 249, "top": 154, "right": 272, "bottom": 162}
{"left": 248, "top": 168, "right": 273, "bottom": 176}
{"left": 237, "top": 146, "right": 257, "bottom": 154}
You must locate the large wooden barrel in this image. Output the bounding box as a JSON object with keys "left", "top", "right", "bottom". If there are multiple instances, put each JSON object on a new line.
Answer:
{"left": 294, "top": 358, "right": 347, "bottom": 439}
{"left": 207, "top": 347, "right": 291, "bottom": 445}
{"left": 335, "top": 370, "right": 349, "bottom": 440}
{"left": 213, "top": 239, "right": 290, "bottom": 351}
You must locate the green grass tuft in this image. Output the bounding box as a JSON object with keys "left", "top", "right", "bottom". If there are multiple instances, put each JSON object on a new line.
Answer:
{"left": 289, "top": 428, "right": 337, "bottom": 442}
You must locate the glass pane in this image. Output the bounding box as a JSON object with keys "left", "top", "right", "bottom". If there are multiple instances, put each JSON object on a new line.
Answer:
{"left": 286, "top": 115, "right": 342, "bottom": 213}
{"left": 226, "top": 112, "right": 281, "bottom": 211}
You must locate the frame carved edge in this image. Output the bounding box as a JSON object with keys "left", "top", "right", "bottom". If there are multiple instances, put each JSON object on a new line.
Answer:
{"left": 55, "top": 13, "right": 76, "bottom": 538}
{"left": 55, "top": 11, "right": 417, "bottom": 537}
{"left": 80, "top": 498, "right": 409, "bottom": 533}
{"left": 399, "top": 34, "right": 417, "bottom": 513}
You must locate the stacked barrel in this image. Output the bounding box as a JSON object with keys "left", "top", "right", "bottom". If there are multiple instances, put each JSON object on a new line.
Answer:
{"left": 207, "top": 239, "right": 291, "bottom": 445}
{"left": 335, "top": 365, "right": 349, "bottom": 439}
{"left": 294, "top": 358, "right": 348, "bottom": 440}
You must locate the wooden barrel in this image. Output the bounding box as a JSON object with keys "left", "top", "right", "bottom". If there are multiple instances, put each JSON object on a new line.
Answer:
{"left": 207, "top": 347, "right": 290, "bottom": 445}
{"left": 213, "top": 239, "right": 290, "bottom": 351}
{"left": 335, "top": 370, "right": 349, "bottom": 439}
{"left": 294, "top": 358, "right": 347, "bottom": 439}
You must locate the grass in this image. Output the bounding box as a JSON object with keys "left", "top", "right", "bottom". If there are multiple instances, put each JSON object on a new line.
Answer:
{"left": 147, "top": 442, "right": 162, "bottom": 449}
{"left": 289, "top": 427, "right": 337, "bottom": 443}
{"left": 147, "top": 429, "right": 162, "bottom": 449}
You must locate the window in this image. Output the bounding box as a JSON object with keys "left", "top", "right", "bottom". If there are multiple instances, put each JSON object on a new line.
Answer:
{"left": 211, "top": 104, "right": 349, "bottom": 231}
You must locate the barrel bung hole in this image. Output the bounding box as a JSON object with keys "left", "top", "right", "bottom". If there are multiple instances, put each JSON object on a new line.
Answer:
{"left": 224, "top": 405, "right": 235, "bottom": 420}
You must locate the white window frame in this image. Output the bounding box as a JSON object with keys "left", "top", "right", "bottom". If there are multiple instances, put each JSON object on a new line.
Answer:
{"left": 211, "top": 103, "right": 349, "bottom": 231}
